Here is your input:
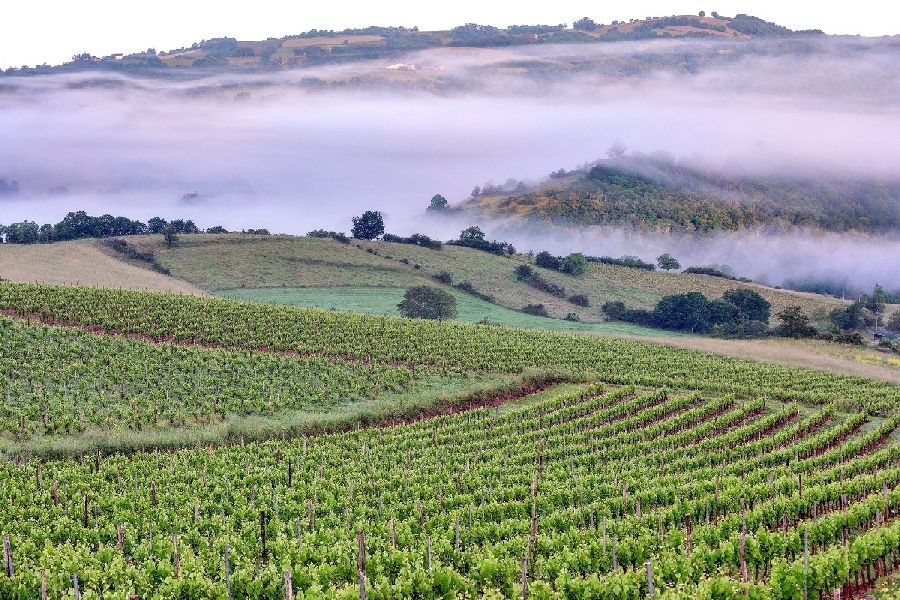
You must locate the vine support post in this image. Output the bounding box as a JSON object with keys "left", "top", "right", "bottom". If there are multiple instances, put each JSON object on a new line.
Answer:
{"left": 804, "top": 526, "right": 809, "bottom": 600}
{"left": 427, "top": 534, "right": 433, "bottom": 571}
{"left": 73, "top": 572, "right": 81, "bottom": 600}
{"left": 173, "top": 533, "right": 181, "bottom": 578}
{"left": 225, "top": 542, "right": 232, "bottom": 600}
{"left": 358, "top": 530, "right": 367, "bottom": 600}
{"left": 117, "top": 523, "right": 125, "bottom": 555}
{"left": 41, "top": 569, "right": 47, "bottom": 600}
{"left": 520, "top": 551, "right": 528, "bottom": 600}
{"left": 646, "top": 559, "right": 656, "bottom": 600}
{"left": 3, "top": 534, "right": 12, "bottom": 577}
{"left": 284, "top": 569, "right": 294, "bottom": 600}
{"left": 739, "top": 532, "right": 747, "bottom": 584}
{"left": 685, "top": 514, "right": 691, "bottom": 559}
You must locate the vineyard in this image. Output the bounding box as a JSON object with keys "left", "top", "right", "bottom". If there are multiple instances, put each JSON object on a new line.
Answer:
{"left": 0, "top": 282, "right": 898, "bottom": 415}
{"left": 1, "top": 281, "right": 900, "bottom": 598}
{"left": 2, "top": 383, "right": 900, "bottom": 598}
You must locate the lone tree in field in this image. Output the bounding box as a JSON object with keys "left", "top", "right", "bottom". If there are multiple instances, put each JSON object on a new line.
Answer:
{"left": 397, "top": 286, "right": 457, "bottom": 321}
{"left": 351, "top": 211, "right": 385, "bottom": 240}
{"left": 656, "top": 253, "right": 680, "bottom": 271}
{"left": 163, "top": 223, "right": 178, "bottom": 248}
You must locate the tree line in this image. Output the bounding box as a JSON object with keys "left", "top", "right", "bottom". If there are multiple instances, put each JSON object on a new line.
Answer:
{"left": 0, "top": 211, "right": 260, "bottom": 244}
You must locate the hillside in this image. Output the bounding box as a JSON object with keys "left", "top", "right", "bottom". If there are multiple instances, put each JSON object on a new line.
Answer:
{"left": 3, "top": 14, "right": 816, "bottom": 76}
{"left": 128, "top": 233, "right": 843, "bottom": 320}
{"left": 457, "top": 155, "right": 900, "bottom": 235}
{"left": 1, "top": 281, "right": 900, "bottom": 597}
{"left": 0, "top": 238, "right": 205, "bottom": 295}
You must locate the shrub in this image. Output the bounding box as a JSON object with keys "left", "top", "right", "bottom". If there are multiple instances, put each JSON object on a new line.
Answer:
{"left": 433, "top": 271, "right": 453, "bottom": 285}
{"left": 522, "top": 304, "right": 549, "bottom": 317}
{"left": 515, "top": 265, "right": 534, "bottom": 280}
{"left": 564, "top": 313, "right": 581, "bottom": 322}
{"left": 568, "top": 294, "right": 590, "bottom": 307}
{"left": 535, "top": 251, "right": 561, "bottom": 271}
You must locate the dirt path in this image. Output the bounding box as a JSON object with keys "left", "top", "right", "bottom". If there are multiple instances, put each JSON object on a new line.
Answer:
{"left": 615, "top": 334, "right": 900, "bottom": 384}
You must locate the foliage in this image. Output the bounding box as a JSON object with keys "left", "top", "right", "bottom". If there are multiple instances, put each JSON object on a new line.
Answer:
{"left": 397, "top": 286, "right": 458, "bottom": 321}
{"left": 449, "top": 229, "right": 515, "bottom": 256}
{"left": 652, "top": 292, "right": 714, "bottom": 333}
{"left": 306, "top": 229, "right": 350, "bottom": 244}
{"left": 534, "top": 252, "right": 588, "bottom": 276}
{"left": 568, "top": 294, "right": 590, "bottom": 307}
{"left": 470, "top": 154, "right": 900, "bottom": 235}
{"left": 163, "top": 223, "right": 178, "bottom": 248}
{"left": 458, "top": 226, "right": 485, "bottom": 241}
{"left": 2, "top": 282, "right": 899, "bottom": 414}
{"left": 722, "top": 288, "right": 771, "bottom": 324}
{"left": 381, "top": 233, "right": 442, "bottom": 250}
{"left": 683, "top": 266, "right": 734, "bottom": 279}
{"left": 426, "top": 194, "right": 448, "bottom": 212}
{"left": 432, "top": 271, "right": 453, "bottom": 285}
{"left": 534, "top": 251, "right": 561, "bottom": 271}
{"left": 587, "top": 255, "right": 656, "bottom": 271}
{"left": 521, "top": 303, "right": 549, "bottom": 316}
{"left": 829, "top": 302, "right": 868, "bottom": 331}
{"left": 776, "top": 306, "right": 817, "bottom": 338}
{"left": 656, "top": 253, "right": 680, "bottom": 271}
{"left": 351, "top": 211, "right": 385, "bottom": 240}
{"left": 888, "top": 311, "right": 900, "bottom": 334}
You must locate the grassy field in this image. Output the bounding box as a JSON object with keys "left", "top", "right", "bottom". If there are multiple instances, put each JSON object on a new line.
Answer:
{"left": 218, "top": 286, "right": 685, "bottom": 336}
{"left": 132, "top": 233, "right": 842, "bottom": 322}
{"left": 0, "top": 239, "right": 205, "bottom": 295}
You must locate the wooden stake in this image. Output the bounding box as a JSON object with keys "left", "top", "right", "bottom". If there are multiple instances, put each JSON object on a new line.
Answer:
{"left": 284, "top": 570, "right": 294, "bottom": 600}
{"left": 225, "top": 543, "right": 232, "bottom": 600}
{"left": 118, "top": 523, "right": 125, "bottom": 555}
{"left": 73, "top": 572, "right": 81, "bottom": 600}
{"left": 173, "top": 534, "right": 181, "bottom": 578}
{"left": 41, "top": 569, "right": 47, "bottom": 600}
{"left": 646, "top": 559, "right": 656, "bottom": 600}
{"left": 390, "top": 516, "right": 396, "bottom": 549}
{"left": 358, "top": 530, "right": 367, "bottom": 600}
{"left": 520, "top": 553, "right": 528, "bottom": 600}
{"left": 685, "top": 514, "right": 692, "bottom": 559}
{"left": 3, "top": 534, "right": 12, "bottom": 577}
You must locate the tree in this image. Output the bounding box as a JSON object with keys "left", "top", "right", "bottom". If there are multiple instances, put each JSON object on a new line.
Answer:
{"left": 560, "top": 253, "right": 588, "bottom": 276}
{"left": 534, "top": 251, "right": 561, "bottom": 271}
{"left": 722, "top": 288, "right": 771, "bottom": 324}
{"left": 776, "top": 306, "right": 816, "bottom": 338}
{"left": 652, "top": 292, "right": 711, "bottom": 333}
{"left": 426, "top": 194, "right": 448, "bottom": 212}
{"left": 887, "top": 311, "right": 900, "bottom": 334}
{"left": 606, "top": 142, "right": 627, "bottom": 160}
{"left": 656, "top": 253, "right": 681, "bottom": 271}
{"left": 163, "top": 223, "right": 178, "bottom": 248}
{"left": 148, "top": 217, "right": 167, "bottom": 234}
{"left": 397, "top": 286, "right": 457, "bottom": 321}
{"left": 458, "top": 226, "right": 485, "bottom": 241}
{"left": 699, "top": 11, "right": 706, "bottom": 17}
{"left": 573, "top": 17, "right": 597, "bottom": 31}
{"left": 351, "top": 211, "right": 384, "bottom": 240}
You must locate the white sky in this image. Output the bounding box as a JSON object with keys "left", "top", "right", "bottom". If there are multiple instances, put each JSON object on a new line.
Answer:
{"left": 1, "top": 1, "right": 898, "bottom": 70}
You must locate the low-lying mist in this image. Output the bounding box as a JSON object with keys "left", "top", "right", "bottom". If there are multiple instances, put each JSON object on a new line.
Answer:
{"left": 1, "top": 36, "right": 899, "bottom": 291}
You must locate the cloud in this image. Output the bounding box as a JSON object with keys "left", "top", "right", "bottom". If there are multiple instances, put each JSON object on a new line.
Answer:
{"left": 0, "top": 36, "right": 899, "bottom": 289}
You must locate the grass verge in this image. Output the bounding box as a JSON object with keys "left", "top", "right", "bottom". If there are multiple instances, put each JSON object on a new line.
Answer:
{"left": 0, "top": 370, "right": 573, "bottom": 459}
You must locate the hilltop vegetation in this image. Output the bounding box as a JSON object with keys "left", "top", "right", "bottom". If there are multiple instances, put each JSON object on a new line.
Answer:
{"left": 2, "top": 13, "right": 818, "bottom": 76}
{"left": 459, "top": 154, "right": 900, "bottom": 236}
